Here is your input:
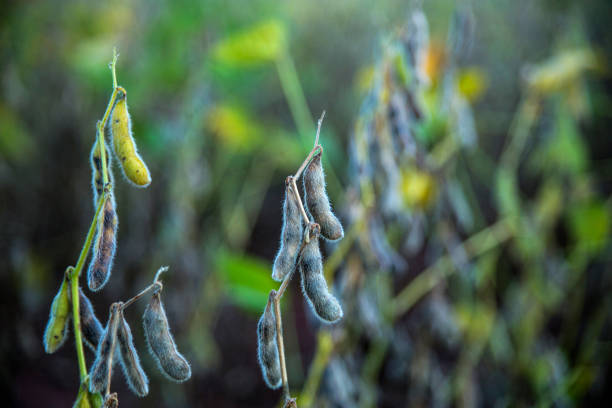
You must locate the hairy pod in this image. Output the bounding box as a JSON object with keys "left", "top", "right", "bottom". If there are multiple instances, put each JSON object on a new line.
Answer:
{"left": 257, "top": 290, "right": 282, "bottom": 389}
{"left": 43, "top": 273, "right": 71, "bottom": 353}
{"left": 300, "top": 224, "right": 343, "bottom": 323}
{"left": 90, "top": 138, "right": 113, "bottom": 207}
{"left": 87, "top": 193, "right": 118, "bottom": 291}
{"left": 117, "top": 309, "right": 149, "bottom": 397}
{"left": 143, "top": 292, "right": 191, "bottom": 382}
{"left": 89, "top": 303, "right": 122, "bottom": 394}
{"left": 303, "top": 151, "right": 344, "bottom": 241}
{"left": 272, "top": 178, "right": 304, "bottom": 281}
{"left": 78, "top": 287, "right": 104, "bottom": 352}
{"left": 111, "top": 87, "right": 151, "bottom": 187}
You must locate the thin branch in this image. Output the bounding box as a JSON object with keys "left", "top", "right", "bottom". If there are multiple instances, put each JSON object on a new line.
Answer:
{"left": 121, "top": 282, "right": 162, "bottom": 310}
{"left": 289, "top": 177, "right": 310, "bottom": 226}
{"left": 313, "top": 111, "right": 325, "bottom": 148}
{"left": 273, "top": 291, "right": 290, "bottom": 401}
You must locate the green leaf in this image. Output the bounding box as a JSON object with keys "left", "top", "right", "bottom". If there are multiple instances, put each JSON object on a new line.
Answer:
{"left": 213, "top": 20, "right": 286, "bottom": 66}
{"left": 567, "top": 199, "right": 610, "bottom": 254}
{"left": 216, "top": 251, "right": 277, "bottom": 313}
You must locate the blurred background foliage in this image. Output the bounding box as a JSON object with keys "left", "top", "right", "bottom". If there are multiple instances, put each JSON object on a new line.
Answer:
{"left": 1, "top": 0, "right": 612, "bottom": 407}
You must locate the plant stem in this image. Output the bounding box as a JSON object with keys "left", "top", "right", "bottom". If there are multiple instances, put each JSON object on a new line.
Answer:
{"left": 290, "top": 177, "right": 310, "bottom": 225}
{"left": 69, "top": 191, "right": 108, "bottom": 381}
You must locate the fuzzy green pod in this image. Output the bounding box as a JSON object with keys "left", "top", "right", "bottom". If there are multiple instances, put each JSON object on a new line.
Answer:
{"left": 110, "top": 87, "right": 151, "bottom": 188}
{"left": 43, "top": 270, "right": 72, "bottom": 353}
{"left": 143, "top": 292, "right": 191, "bottom": 382}
{"left": 117, "top": 309, "right": 149, "bottom": 397}
{"left": 300, "top": 224, "right": 343, "bottom": 323}
{"left": 89, "top": 303, "right": 122, "bottom": 394}
{"left": 272, "top": 178, "right": 304, "bottom": 281}
{"left": 303, "top": 151, "right": 344, "bottom": 241}
{"left": 87, "top": 193, "right": 118, "bottom": 291}
{"left": 90, "top": 138, "right": 113, "bottom": 207}
{"left": 257, "top": 290, "right": 282, "bottom": 389}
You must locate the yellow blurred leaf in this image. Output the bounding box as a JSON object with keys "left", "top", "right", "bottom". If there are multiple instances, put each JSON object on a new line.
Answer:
{"left": 457, "top": 67, "right": 488, "bottom": 102}
{"left": 206, "top": 105, "right": 261, "bottom": 149}
{"left": 401, "top": 167, "right": 436, "bottom": 209}
{"left": 213, "top": 20, "right": 286, "bottom": 66}
{"left": 525, "top": 48, "right": 603, "bottom": 94}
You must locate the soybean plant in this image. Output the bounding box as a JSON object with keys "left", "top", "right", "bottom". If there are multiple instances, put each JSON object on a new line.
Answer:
{"left": 42, "top": 50, "right": 190, "bottom": 408}
{"left": 257, "top": 112, "right": 343, "bottom": 407}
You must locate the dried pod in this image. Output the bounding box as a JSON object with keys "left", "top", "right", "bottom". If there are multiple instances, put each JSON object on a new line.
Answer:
{"left": 72, "top": 381, "right": 103, "bottom": 408}
{"left": 117, "top": 309, "right": 149, "bottom": 397}
{"left": 78, "top": 287, "right": 104, "bottom": 352}
{"left": 143, "top": 292, "right": 191, "bottom": 382}
{"left": 303, "top": 151, "right": 344, "bottom": 241}
{"left": 257, "top": 290, "right": 281, "bottom": 389}
{"left": 89, "top": 303, "right": 122, "bottom": 394}
{"left": 272, "top": 178, "right": 304, "bottom": 281}
{"left": 87, "top": 193, "right": 118, "bottom": 291}
{"left": 90, "top": 137, "right": 113, "bottom": 207}
{"left": 111, "top": 87, "right": 151, "bottom": 188}
{"left": 43, "top": 272, "right": 71, "bottom": 353}
{"left": 300, "top": 224, "right": 343, "bottom": 323}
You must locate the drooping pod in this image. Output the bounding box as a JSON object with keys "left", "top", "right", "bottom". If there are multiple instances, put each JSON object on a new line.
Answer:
{"left": 43, "top": 270, "right": 72, "bottom": 353}
{"left": 143, "top": 291, "right": 191, "bottom": 382}
{"left": 87, "top": 192, "right": 118, "bottom": 291}
{"left": 117, "top": 309, "right": 149, "bottom": 397}
{"left": 78, "top": 287, "right": 104, "bottom": 352}
{"left": 110, "top": 87, "right": 151, "bottom": 188}
{"left": 90, "top": 137, "right": 113, "bottom": 207}
{"left": 303, "top": 150, "right": 344, "bottom": 241}
{"left": 89, "top": 303, "right": 122, "bottom": 394}
{"left": 299, "top": 223, "right": 343, "bottom": 323}
{"left": 257, "top": 290, "right": 281, "bottom": 389}
{"left": 272, "top": 177, "right": 304, "bottom": 281}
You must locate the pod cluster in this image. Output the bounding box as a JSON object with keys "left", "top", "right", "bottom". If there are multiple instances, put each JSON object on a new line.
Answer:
{"left": 260, "top": 144, "right": 345, "bottom": 389}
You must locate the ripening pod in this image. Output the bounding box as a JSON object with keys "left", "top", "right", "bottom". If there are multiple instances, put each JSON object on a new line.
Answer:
{"left": 43, "top": 269, "right": 72, "bottom": 353}
{"left": 72, "top": 381, "right": 103, "bottom": 408}
{"left": 110, "top": 87, "right": 151, "bottom": 188}
{"left": 116, "top": 309, "right": 149, "bottom": 397}
{"left": 90, "top": 138, "right": 113, "bottom": 207}
{"left": 87, "top": 193, "right": 118, "bottom": 291}
{"left": 90, "top": 303, "right": 122, "bottom": 394}
{"left": 78, "top": 287, "right": 104, "bottom": 352}
{"left": 143, "top": 291, "right": 191, "bottom": 382}
{"left": 300, "top": 224, "right": 343, "bottom": 323}
{"left": 272, "top": 178, "right": 304, "bottom": 281}
{"left": 257, "top": 290, "right": 281, "bottom": 389}
{"left": 303, "top": 151, "right": 344, "bottom": 241}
